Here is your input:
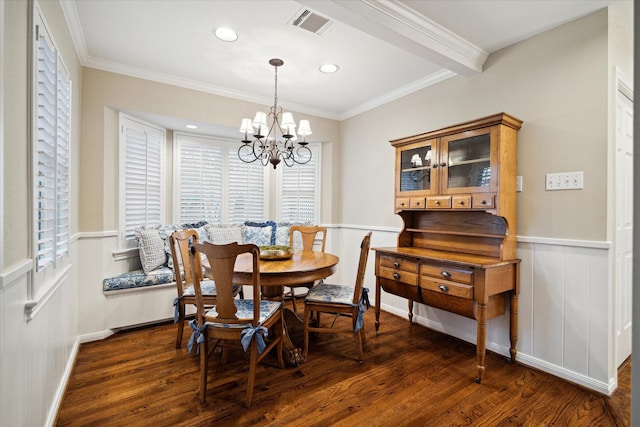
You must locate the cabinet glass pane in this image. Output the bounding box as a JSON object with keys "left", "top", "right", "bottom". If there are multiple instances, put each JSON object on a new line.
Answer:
{"left": 447, "top": 134, "right": 491, "bottom": 188}
{"left": 400, "top": 145, "right": 433, "bottom": 192}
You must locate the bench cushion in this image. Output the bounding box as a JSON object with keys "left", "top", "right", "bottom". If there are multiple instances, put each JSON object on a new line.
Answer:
{"left": 103, "top": 267, "right": 174, "bottom": 292}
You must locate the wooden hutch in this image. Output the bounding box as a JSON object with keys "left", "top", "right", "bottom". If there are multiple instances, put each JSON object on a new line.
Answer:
{"left": 374, "top": 113, "right": 522, "bottom": 382}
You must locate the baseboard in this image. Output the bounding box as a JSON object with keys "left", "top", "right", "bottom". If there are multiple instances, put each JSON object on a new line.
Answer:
{"left": 79, "top": 329, "right": 115, "bottom": 343}
{"left": 44, "top": 336, "right": 80, "bottom": 427}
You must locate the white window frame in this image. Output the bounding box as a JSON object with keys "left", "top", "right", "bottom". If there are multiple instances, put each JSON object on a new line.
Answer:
{"left": 275, "top": 142, "right": 321, "bottom": 224}
{"left": 173, "top": 132, "right": 268, "bottom": 224}
{"left": 118, "top": 113, "right": 166, "bottom": 249}
{"left": 32, "top": 6, "right": 71, "bottom": 273}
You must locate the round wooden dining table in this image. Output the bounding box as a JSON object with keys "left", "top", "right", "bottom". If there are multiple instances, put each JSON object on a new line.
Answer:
{"left": 230, "top": 250, "right": 339, "bottom": 366}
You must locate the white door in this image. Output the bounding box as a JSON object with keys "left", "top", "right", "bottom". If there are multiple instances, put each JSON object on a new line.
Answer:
{"left": 615, "top": 82, "right": 633, "bottom": 367}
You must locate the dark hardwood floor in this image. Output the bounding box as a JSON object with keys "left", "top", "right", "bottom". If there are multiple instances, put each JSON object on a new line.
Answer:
{"left": 55, "top": 304, "right": 630, "bottom": 426}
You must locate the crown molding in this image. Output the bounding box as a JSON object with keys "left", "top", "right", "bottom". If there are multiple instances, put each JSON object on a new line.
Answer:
{"left": 340, "top": 69, "right": 456, "bottom": 120}
{"left": 59, "top": 0, "right": 89, "bottom": 62}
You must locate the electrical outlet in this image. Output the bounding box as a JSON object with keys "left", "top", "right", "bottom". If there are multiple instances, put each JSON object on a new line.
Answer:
{"left": 545, "top": 172, "right": 584, "bottom": 190}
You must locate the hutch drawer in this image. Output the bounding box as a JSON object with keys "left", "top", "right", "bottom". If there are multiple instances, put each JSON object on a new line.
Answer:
{"left": 379, "top": 254, "right": 418, "bottom": 272}
{"left": 378, "top": 267, "right": 418, "bottom": 286}
{"left": 452, "top": 195, "right": 471, "bottom": 208}
{"left": 427, "top": 196, "right": 451, "bottom": 209}
{"left": 396, "top": 198, "right": 410, "bottom": 210}
{"left": 421, "top": 263, "right": 473, "bottom": 284}
{"left": 472, "top": 194, "right": 495, "bottom": 209}
{"left": 420, "top": 277, "right": 473, "bottom": 299}
{"left": 410, "top": 197, "right": 426, "bottom": 209}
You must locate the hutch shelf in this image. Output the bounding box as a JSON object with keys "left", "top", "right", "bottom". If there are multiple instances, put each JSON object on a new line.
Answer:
{"left": 374, "top": 112, "right": 522, "bottom": 383}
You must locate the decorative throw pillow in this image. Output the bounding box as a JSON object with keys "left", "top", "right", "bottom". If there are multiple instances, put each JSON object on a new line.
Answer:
{"left": 159, "top": 224, "right": 179, "bottom": 270}
{"left": 135, "top": 226, "right": 167, "bottom": 274}
{"left": 205, "top": 223, "right": 245, "bottom": 244}
{"left": 275, "top": 222, "right": 294, "bottom": 246}
{"left": 243, "top": 220, "right": 276, "bottom": 246}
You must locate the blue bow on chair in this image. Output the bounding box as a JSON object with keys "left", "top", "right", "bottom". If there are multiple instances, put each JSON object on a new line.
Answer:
{"left": 240, "top": 325, "right": 269, "bottom": 354}
{"left": 173, "top": 297, "right": 181, "bottom": 323}
{"left": 354, "top": 288, "right": 370, "bottom": 332}
{"left": 187, "top": 319, "right": 207, "bottom": 355}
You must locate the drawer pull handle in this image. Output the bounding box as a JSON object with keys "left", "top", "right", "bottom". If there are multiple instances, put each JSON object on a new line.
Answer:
{"left": 458, "top": 200, "right": 464, "bottom": 205}
{"left": 481, "top": 200, "right": 487, "bottom": 205}
{"left": 393, "top": 273, "right": 401, "bottom": 280}
{"left": 393, "top": 262, "right": 401, "bottom": 268}
{"left": 435, "top": 200, "right": 440, "bottom": 205}
{"left": 441, "top": 271, "right": 451, "bottom": 278}
{"left": 438, "top": 284, "right": 449, "bottom": 293}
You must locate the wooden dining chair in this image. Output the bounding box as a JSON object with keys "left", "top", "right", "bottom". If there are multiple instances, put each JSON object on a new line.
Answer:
{"left": 188, "top": 241, "right": 285, "bottom": 407}
{"left": 287, "top": 225, "right": 327, "bottom": 312}
{"left": 170, "top": 229, "right": 243, "bottom": 349}
{"left": 303, "top": 232, "right": 372, "bottom": 362}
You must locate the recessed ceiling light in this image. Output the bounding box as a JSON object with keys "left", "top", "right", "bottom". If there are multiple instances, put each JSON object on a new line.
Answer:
{"left": 186, "top": 124, "right": 198, "bottom": 129}
{"left": 319, "top": 63, "right": 339, "bottom": 74}
{"left": 213, "top": 27, "right": 238, "bottom": 42}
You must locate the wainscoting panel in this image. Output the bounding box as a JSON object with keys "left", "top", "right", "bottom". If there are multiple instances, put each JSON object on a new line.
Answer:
{"left": 0, "top": 248, "right": 78, "bottom": 426}
{"left": 76, "top": 234, "right": 176, "bottom": 337}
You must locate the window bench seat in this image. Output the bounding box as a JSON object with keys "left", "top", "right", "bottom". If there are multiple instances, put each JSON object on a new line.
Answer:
{"left": 103, "top": 267, "right": 175, "bottom": 293}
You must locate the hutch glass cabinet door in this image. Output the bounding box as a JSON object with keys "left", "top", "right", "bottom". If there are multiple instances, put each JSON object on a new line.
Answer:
{"left": 397, "top": 140, "right": 436, "bottom": 194}
{"left": 441, "top": 128, "right": 495, "bottom": 194}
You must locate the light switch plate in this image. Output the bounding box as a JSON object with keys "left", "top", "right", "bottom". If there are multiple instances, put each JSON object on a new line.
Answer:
{"left": 545, "top": 172, "right": 584, "bottom": 190}
{"left": 516, "top": 176, "right": 522, "bottom": 192}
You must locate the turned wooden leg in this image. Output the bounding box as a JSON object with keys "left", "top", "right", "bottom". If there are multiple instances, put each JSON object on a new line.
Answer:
{"left": 408, "top": 299, "right": 414, "bottom": 323}
{"left": 475, "top": 302, "right": 487, "bottom": 383}
{"left": 510, "top": 292, "right": 518, "bottom": 363}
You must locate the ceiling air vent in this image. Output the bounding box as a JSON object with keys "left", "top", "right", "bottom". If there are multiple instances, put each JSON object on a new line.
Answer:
{"left": 291, "top": 9, "right": 332, "bottom": 35}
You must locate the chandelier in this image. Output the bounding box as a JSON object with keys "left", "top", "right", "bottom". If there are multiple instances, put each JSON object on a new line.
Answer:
{"left": 238, "top": 59, "right": 312, "bottom": 169}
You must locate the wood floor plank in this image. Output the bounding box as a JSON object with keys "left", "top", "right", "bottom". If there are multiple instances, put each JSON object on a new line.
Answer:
{"left": 55, "top": 307, "right": 630, "bottom": 426}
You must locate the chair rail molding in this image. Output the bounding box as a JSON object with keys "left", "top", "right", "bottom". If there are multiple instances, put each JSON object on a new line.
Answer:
{"left": 0, "top": 258, "right": 33, "bottom": 290}
{"left": 24, "top": 264, "right": 72, "bottom": 321}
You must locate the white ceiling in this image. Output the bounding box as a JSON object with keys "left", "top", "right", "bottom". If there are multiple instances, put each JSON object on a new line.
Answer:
{"left": 62, "top": 0, "right": 618, "bottom": 126}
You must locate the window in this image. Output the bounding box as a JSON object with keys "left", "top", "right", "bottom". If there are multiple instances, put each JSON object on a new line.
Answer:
{"left": 174, "top": 133, "right": 266, "bottom": 224}
{"left": 174, "top": 134, "right": 223, "bottom": 224}
{"left": 277, "top": 143, "right": 321, "bottom": 223}
{"left": 119, "top": 115, "right": 165, "bottom": 247}
{"left": 33, "top": 11, "right": 70, "bottom": 271}
{"left": 226, "top": 144, "right": 267, "bottom": 222}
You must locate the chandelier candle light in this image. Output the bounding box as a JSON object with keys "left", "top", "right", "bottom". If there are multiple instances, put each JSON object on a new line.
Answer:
{"left": 239, "top": 58, "right": 312, "bottom": 169}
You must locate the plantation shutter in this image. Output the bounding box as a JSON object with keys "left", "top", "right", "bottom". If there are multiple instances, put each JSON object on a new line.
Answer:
{"left": 122, "top": 119, "right": 164, "bottom": 240}
{"left": 279, "top": 144, "right": 320, "bottom": 223}
{"left": 227, "top": 146, "right": 266, "bottom": 223}
{"left": 56, "top": 65, "right": 70, "bottom": 259}
{"left": 35, "top": 23, "right": 57, "bottom": 271}
{"left": 176, "top": 135, "right": 223, "bottom": 224}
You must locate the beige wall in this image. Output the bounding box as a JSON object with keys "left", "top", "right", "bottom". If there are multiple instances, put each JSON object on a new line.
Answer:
{"left": 339, "top": 8, "right": 611, "bottom": 241}
{"left": 3, "top": 0, "right": 30, "bottom": 267}
{"left": 79, "top": 69, "right": 341, "bottom": 231}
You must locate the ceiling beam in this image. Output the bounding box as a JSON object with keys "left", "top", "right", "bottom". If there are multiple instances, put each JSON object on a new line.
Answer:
{"left": 297, "top": 0, "right": 488, "bottom": 76}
